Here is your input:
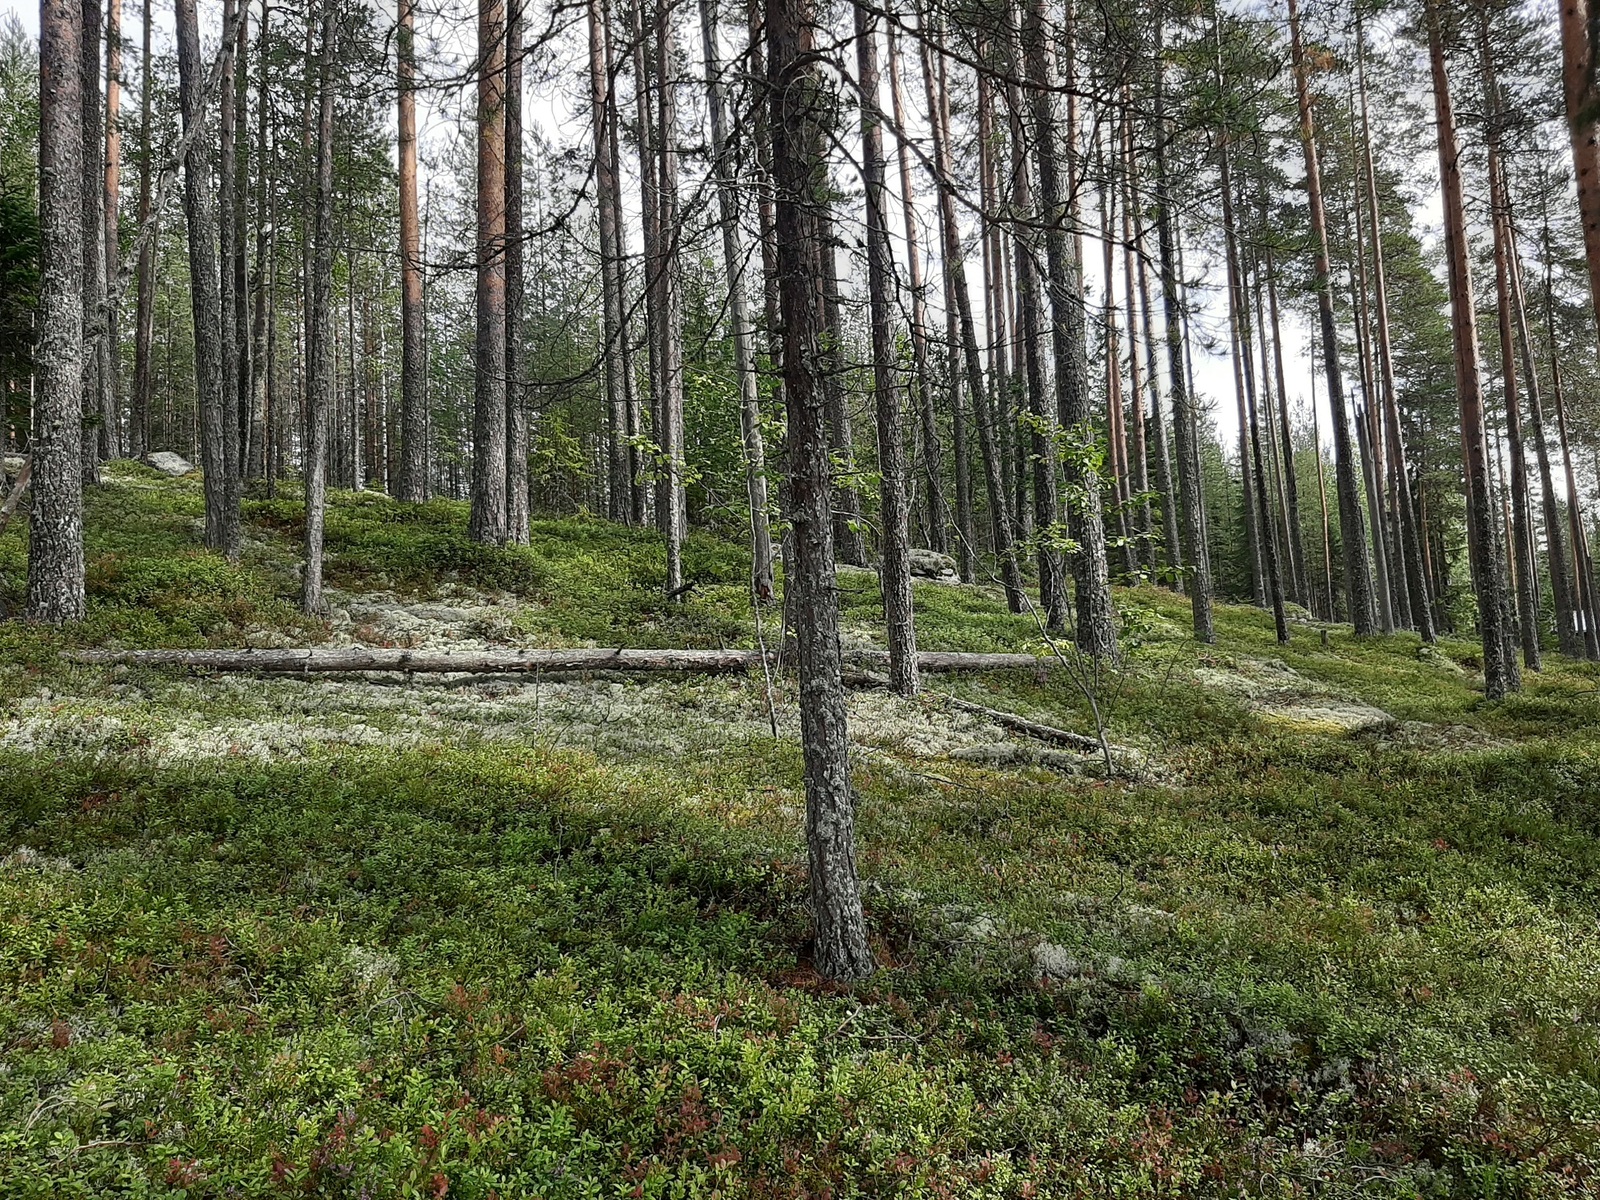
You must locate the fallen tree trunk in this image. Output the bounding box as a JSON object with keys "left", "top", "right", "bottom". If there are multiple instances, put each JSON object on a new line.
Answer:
{"left": 939, "top": 693, "right": 1106, "bottom": 754}
{"left": 66, "top": 646, "right": 1051, "bottom": 675}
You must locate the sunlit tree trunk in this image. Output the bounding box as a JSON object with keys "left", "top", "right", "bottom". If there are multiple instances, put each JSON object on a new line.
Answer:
{"left": 505, "top": 0, "right": 529, "bottom": 544}
{"left": 469, "top": 0, "right": 509, "bottom": 544}
{"left": 656, "top": 4, "right": 686, "bottom": 592}
{"left": 397, "top": 0, "right": 428, "bottom": 501}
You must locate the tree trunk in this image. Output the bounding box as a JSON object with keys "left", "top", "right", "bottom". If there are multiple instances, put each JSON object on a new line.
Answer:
{"left": 217, "top": 0, "right": 242, "bottom": 547}
{"left": 1127, "top": 119, "right": 1183, "bottom": 589}
{"left": 632, "top": 0, "right": 661, "bottom": 530}
{"left": 1005, "top": 0, "right": 1066, "bottom": 631}
{"left": 1033, "top": 0, "right": 1113, "bottom": 654}
{"left": 924, "top": 45, "right": 1022, "bottom": 612}
{"left": 1216, "top": 118, "right": 1263, "bottom": 608}
{"left": 1116, "top": 108, "right": 1151, "bottom": 577}
{"left": 767, "top": 0, "right": 876, "bottom": 982}
{"left": 590, "top": 0, "right": 630, "bottom": 522}
{"left": 1425, "top": 0, "right": 1518, "bottom": 697}
{"left": 1512, "top": 204, "right": 1580, "bottom": 656}
{"left": 130, "top": 0, "right": 154, "bottom": 460}
{"left": 469, "top": 0, "right": 508, "bottom": 544}
{"left": 1262, "top": 241, "right": 1309, "bottom": 608}
{"left": 1354, "top": 10, "right": 1434, "bottom": 641}
{"left": 175, "top": 0, "right": 234, "bottom": 555}
{"left": 1344, "top": 127, "right": 1396, "bottom": 633}
{"left": 29, "top": 0, "right": 88, "bottom": 623}
{"left": 248, "top": 0, "right": 272, "bottom": 485}
{"left": 103, "top": 0, "right": 122, "bottom": 461}
{"left": 816, "top": 209, "right": 867, "bottom": 567}
{"left": 80, "top": 0, "right": 105, "bottom": 487}
{"left": 656, "top": 4, "right": 686, "bottom": 594}
{"left": 700, "top": 0, "right": 775, "bottom": 603}
{"left": 854, "top": 0, "right": 922, "bottom": 682}
{"left": 886, "top": 24, "right": 947, "bottom": 556}
{"left": 1152, "top": 12, "right": 1212, "bottom": 642}
{"left": 505, "top": 1, "right": 529, "bottom": 544}
{"left": 1481, "top": 32, "right": 1541, "bottom": 670}
{"left": 303, "top": 1, "right": 336, "bottom": 615}
{"left": 397, "top": 0, "right": 428, "bottom": 501}
{"left": 1097, "top": 126, "right": 1136, "bottom": 579}
{"left": 230, "top": 0, "right": 251, "bottom": 485}
{"left": 1287, "top": 0, "right": 1375, "bottom": 634}
{"left": 1557, "top": 0, "right": 1600, "bottom": 347}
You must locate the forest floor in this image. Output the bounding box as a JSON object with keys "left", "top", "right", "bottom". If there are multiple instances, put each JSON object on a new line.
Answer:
{"left": 1, "top": 461, "right": 1598, "bottom": 1198}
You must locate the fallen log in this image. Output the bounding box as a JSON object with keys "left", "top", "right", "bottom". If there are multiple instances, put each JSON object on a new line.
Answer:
{"left": 65, "top": 646, "right": 1050, "bottom": 675}
{"left": 938, "top": 694, "right": 1106, "bottom": 755}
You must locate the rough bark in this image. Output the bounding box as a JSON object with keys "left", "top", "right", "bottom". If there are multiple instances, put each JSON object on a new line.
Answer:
{"left": 767, "top": 0, "right": 876, "bottom": 982}
{"left": 700, "top": 0, "right": 775, "bottom": 602}
{"left": 505, "top": 0, "right": 529, "bottom": 544}
{"left": 469, "top": 0, "right": 509, "bottom": 544}
{"left": 175, "top": 0, "right": 234, "bottom": 555}
{"left": 886, "top": 25, "right": 948, "bottom": 555}
{"left": 1354, "top": 10, "right": 1434, "bottom": 642}
{"left": 1426, "top": 0, "right": 1518, "bottom": 698}
{"left": 1010, "top": 0, "right": 1068, "bottom": 631}
{"left": 1030, "top": 0, "right": 1113, "bottom": 655}
{"left": 1511, "top": 207, "right": 1580, "bottom": 656}
{"left": 397, "top": 0, "right": 428, "bottom": 501}
{"left": 130, "top": 0, "right": 154, "bottom": 460}
{"left": 657, "top": 6, "right": 687, "bottom": 593}
{"left": 68, "top": 647, "right": 1055, "bottom": 674}
{"left": 1481, "top": 35, "right": 1540, "bottom": 670}
{"left": 1152, "top": 13, "right": 1213, "bottom": 642}
{"left": 1287, "top": 0, "right": 1375, "bottom": 634}
{"left": 303, "top": 1, "right": 336, "bottom": 615}
{"left": 920, "top": 33, "right": 978, "bottom": 586}
{"left": 1557, "top": 0, "right": 1600, "bottom": 346}
{"left": 80, "top": 0, "right": 106, "bottom": 487}
{"left": 590, "top": 0, "right": 630, "bottom": 521}
{"left": 103, "top": 0, "right": 122, "bottom": 461}
{"left": 29, "top": 0, "right": 87, "bottom": 623}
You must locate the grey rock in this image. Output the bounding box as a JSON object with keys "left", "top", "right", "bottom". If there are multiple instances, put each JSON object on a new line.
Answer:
{"left": 143, "top": 451, "right": 195, "bottom": 477}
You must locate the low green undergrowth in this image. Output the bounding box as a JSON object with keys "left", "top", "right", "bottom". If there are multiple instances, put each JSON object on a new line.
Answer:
{"left": 3, "top": 469, "right": 1600, "bottom": 1197}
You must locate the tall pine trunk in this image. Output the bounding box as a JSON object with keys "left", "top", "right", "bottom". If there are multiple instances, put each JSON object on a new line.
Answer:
{"left": 175, "top": 0, "right": 235, "bottom": 554}
{"left": 469, "top": 0, "right": 509, "bottom": 544}
{"left": 1033, "top": 0, "right": 1113, "bottom": 655}
{"left": 130, "top": 0, "right": 154, "bottom": 459}
{"left": 768, "top": 0, "right": 875, "bottom": 982}
{"left": 1354, "top": 10, "right": 1434, "bottom": 641}
{"left": 103, "top": 0, "right": 122, "bottom": 460}
{"left": 303, "top": 0, "right": 336, "bottom": 614}
{"left": 655, "top": 4, "right": 686, "bottom": 593}
{"left": 1152, "top": 12, "right": 1212, "bottom": 642}
{"left": 853, "top": 3, "right": 920, "bottom": 690}
{"left": 590, "top": 0, "right": 631, "bottom": 521}
{"left": 1287, "top": 0, "right": 1374, "bottom": 634}
{"left": 397, "top": 0, "right": 428, "bottom": 501}
{"left": 887, "top": 25, "right": 947, "bottom": 555}
{"left": 505, "top": 1, "right": 529, "bottom": 544}
{"left": 30, "top": 0, "right": 88, "bottom": 623}
{"left": 700, "top": 0, "right": 775, "bottom": 602}
{"left": 1426, "top": 0, "right": 1518, "bottom": 697}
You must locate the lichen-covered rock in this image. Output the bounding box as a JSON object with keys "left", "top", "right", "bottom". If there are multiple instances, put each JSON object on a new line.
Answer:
{"left": 143, "top": 450, "right": 195, "bottom": 476}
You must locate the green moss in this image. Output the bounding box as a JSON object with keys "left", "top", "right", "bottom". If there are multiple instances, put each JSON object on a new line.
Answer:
{"left": 3, "top": 470, "right": 1600, "bottom": 1196}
